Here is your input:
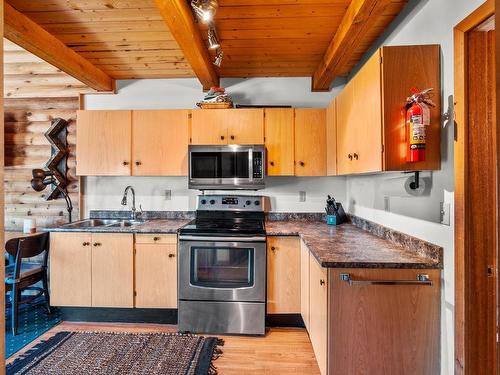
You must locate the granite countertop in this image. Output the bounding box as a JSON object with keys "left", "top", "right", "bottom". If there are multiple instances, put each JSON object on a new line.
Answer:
{"left": 44, "top": 219, "right": 191, "bottom": 234}
{"left": 266, "top": 220, "right": 442, "bottom": 269}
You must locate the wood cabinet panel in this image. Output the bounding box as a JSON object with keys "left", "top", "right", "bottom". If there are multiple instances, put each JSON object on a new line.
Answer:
{"left": 267, "top": 236, "right": 301, "bottom": 314}
{"left": 309, "top": 252, "right": 328, "bottom": 375}
{"left": 135, "top": 242, "right": 177, "bottom": 308}
{"left": 294, "top": 109, "right": 327, "bottom": 176}
{"left": 336, "top": 81, "right": 356, "bottom": 175}
{"left": 91, "top": 233, "right": 134, "bottom": 308}
{"left": 76, "top": 110, "right": 132, "bottom": 176}
{"left": 351, "top": 50, "right": 383, "bottom": 173}
{"left": 50, "top": 232, "right": 92, "bottom": 307}
{"left": 191, "top": 109, "right": 264, "bottom": 145}
{"left": 381, "top": 45, "right": 441, "bottom": 171}
{"left": 132, "top": 110, "right": 189, "bottom": 176}
{"left": 135, "top": 234, "right": 177, "bottom": 244}
{"left": 300, "top": 240, "right": 310, "bottom": 331}
{"left": 326, "top": 99, "right": 337, "bottom": 176}
{"left": 328, "top": 268, "right": 440, "bottom": 375}
{"left": 264, "top": 108, "right": 295, "bottom": 176}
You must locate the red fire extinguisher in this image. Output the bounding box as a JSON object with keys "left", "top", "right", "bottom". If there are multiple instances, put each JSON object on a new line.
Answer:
{"left": 405, "top": 88, "right": 434, "bottom": 162}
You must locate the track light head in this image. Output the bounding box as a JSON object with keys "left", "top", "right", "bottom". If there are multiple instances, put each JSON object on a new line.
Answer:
{"left": 208, "top": 27, "right": 220, "bottom": 50}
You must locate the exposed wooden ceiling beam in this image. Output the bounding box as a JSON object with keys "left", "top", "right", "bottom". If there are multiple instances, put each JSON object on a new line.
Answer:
{"left": 4, "top": 2, "right": 113, "bottom": 92}
{"left": 154, "top": 0, "right": 219, "bottom": 90}
{"left": 312, "top": 0, "right": 394, "bottom": 91}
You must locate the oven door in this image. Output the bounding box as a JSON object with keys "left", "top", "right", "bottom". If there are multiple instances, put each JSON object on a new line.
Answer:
{"left": 178, "top": 237, "right": 266, "bottom": 302}
{"left": 188, "top": 145, "right": 265, "bottom": 190}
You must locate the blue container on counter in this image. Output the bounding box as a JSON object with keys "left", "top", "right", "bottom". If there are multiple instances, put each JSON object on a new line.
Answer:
{"left": 326, "top": 215, "right": 337, "bottom": 225}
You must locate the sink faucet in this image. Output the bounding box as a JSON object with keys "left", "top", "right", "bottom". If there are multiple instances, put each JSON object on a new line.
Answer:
{"left": 121, "top": 186, "right": 142, "bottom": 221}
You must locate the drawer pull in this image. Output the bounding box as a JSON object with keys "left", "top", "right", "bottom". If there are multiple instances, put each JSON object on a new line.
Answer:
{"left": 82, "top": 242, "right": 90, "bottom": 246}
{"left": 153, "top": 236, "right": 160, "bottom": 241}
{"left": 299, "top": 161, "right": 305, "bottom": 167}
{"left": 93, "top": 242, "right": 102, "bottom": 247}
{"left": 168, "top": 253, "right": 176, "bottom": 258}
{"left": 320, "top": 279, "right": 325, "bottom": 286}
{"left": 123, "top": 161, "right": 130, "bottom": 166}
{"left": 220, "top": 135, "right": 225, "bottom": 140}
{"left": 353, "top": 153, "right": 359, "bottom": 160}
{"left": 348, "top": 154, "right": 353, "bottom": 160}
{"left": 135, "top": 161, "right": 142, "bottom": 166}
{"left": 340, "top": 273, "right": 433, "bottom": 286}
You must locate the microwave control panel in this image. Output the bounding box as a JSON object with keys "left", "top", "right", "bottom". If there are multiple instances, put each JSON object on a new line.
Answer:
{"left": 253, "top": 152, "right": 263, "bottom": 179}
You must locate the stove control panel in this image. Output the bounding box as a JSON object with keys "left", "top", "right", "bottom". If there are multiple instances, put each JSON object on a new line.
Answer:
{"left": 198, "top": 195, "right": 266, "bottom": 211}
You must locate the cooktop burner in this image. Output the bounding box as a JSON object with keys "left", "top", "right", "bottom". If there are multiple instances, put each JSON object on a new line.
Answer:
{"left": 180, "top": 218, "right": 265, "bottom": 236}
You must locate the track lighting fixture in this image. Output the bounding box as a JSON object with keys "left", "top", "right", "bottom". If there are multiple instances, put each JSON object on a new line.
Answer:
{"left": 191, "top": 0, "right": 218, "bottom": 24}
{"left": 213, "top": 49, "right": 224, "bottom": 67}
{"left": 207, "top": 27, "right": 220, "bottom": 50}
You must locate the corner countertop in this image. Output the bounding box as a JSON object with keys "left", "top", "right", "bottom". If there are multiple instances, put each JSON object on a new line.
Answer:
{"left": 265, "top": 220, "right": 442, "bottom": 269}
{"left": 43, "top": 215, "right": 442, "bottom": 270}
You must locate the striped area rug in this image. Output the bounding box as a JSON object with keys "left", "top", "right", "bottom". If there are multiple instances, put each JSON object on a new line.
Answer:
{"left": 7, "top": 331, "right": 224, "bottom": 375}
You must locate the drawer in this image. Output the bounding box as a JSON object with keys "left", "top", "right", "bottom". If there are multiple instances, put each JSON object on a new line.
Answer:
{"left": 135, "top": 234, "right": 177, "bottom": 244}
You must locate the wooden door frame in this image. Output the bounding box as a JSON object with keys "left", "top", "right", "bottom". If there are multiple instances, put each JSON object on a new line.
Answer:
{"left": 454, "top": 1, "right": 496, "bottom": 374}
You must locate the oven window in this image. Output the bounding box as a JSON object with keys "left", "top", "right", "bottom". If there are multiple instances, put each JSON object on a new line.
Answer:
{"left": 191, "top": 247, "right": 254, "bottom": 288}
{"left": 191, "top": 152, "right": 250, "bottom": 179}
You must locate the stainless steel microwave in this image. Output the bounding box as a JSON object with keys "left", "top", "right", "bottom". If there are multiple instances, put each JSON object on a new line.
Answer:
{"left": 188, "top": 145, "right": 265, "bottom": 190}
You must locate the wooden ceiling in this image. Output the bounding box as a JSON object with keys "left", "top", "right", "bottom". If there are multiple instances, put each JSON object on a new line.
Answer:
{"left": 4, "top": 0, "right": 408, "bottom": 91}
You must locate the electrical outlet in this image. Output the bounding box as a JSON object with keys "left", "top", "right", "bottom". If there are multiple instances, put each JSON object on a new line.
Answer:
{"left": 384, "top": 196, "right": 390, "bottom": 211}
{"left": 165, "top": 190, "right": 172, "bottom": 200}
{"left": 440, "top": 202, "right": 450, "bottom": 225}
{"left": 299, "top": 191, "right": 306, "bottom": 202}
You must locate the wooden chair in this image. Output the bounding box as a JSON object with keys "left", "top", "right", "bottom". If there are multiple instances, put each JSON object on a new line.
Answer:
{"left": 5, "top": 232, "right": 51, "bottom": 335}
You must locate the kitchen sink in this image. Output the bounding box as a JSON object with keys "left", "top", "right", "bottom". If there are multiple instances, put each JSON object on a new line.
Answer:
{"left": 62, "top": 219, "right": 144, "bottom": 229}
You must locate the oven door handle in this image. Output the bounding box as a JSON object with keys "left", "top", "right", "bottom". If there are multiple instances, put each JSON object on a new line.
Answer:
{"left": 179, "top": 235, "right": 266, "bottom": 242}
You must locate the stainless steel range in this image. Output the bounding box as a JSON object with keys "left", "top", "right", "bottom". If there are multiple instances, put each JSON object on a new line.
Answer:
{"left": 178, "top": 195, "right": 266, "bottom": 335}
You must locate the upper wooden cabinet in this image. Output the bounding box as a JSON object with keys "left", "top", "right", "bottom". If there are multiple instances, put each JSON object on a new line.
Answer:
{"left": 294, "top": 109, "right": 327, "bottom": 176}
{"left": 335, "top": 45, "right": 441, "bottom": 175}
{"left": 76, "top": 110, "right": 132, "bottom": 176}
{"left": 191, "top": 109, "right": 264, "bottom": 145}
{"left": 77, "top": 110, "right": 189, "bottom": 176}
{"left": 132, "top": 110, "right": 189, "bottom": 176}
{"left": 326, "top": 99, "right": 337, "bottom": 176}
{"left": 264, "top": 108, "right": 295, "bottom": 176}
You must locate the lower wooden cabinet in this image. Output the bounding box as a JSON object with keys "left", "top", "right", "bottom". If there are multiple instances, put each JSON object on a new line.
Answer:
{"left": 50, "top": 232, "right": 92, "bottom": 307}
{"left": 135, "top": 234, "right": 177, "bottom": 308}
{"left": 300, "top": 240, "right": 310, "bottom": 331}
{"left": 91, "top": 233, "right": 134, "bottom": 308}
{"left": 49, "top": 232, "right": 177, "bottom": 309}
{"left": 266, "top": 236, "right": 301, "bottom": 314}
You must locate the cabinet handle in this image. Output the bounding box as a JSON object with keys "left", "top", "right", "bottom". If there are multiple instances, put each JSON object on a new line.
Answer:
{"left": 353, "top": 153, "right": 359, "bottom": 160}
{"left": 230, "top": 135, "right": 235, "bottom": 140}
{"left": 93, "top": 242, "right": 101, "bottom": 247}
{"left": 320, "top": 279, "right": 325, "bottom": 286}
{"left": 135, "top": 161, "right": 142, "bottom": 166}
{"left": 299, "top": 161, "right": 305, "bottom": 167}
{"left": 123, "top": 161, "right": 130, "bottom": 166}
{"left": 153, "top": 236, "right": 160, "bottom": 241}
{"left": 82, "top": 242, "right": 90, "bottom": 246}
{"left": 220, "top": 135, "right": 225, "bottom": 140}
{"left": 270, "top": 161, "right": 275, "bottom": 166}
{"left": 348, "top": 154, "right": 353, "bottom": 160}
{"left": 340, "top": 273, "right": 433, "bottom": 286}
{"left": 168, "top": 253, "right": 176, "bottom": 258}
{"left": 271, "top": 246, "right": 276, "bottom": 252}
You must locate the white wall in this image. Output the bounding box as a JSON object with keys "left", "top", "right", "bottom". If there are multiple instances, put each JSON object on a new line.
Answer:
{"left": 83, "top": 77, "right": 347, "bottom": 214}
{"left": 342, "top": 0, "right": 485, "bottom": 374}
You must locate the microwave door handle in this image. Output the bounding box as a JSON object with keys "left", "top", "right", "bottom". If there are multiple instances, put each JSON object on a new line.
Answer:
{"left": 248, "top": 149, "right": 253, "bottom": 182}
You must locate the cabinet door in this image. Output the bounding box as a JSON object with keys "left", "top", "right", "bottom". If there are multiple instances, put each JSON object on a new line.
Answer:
{"left": 294, "top": 109, "right": 327, "bottom": 176}
{"left": 351, "top": 50, "right": 383, "bottom": 173}
{"left": 326, "top": 99, "right": 337, "bottom": 176}
{"left": 300, "top": 240, "right": 310, "bottom": 331}
{"left": 329, "top": 269, "right": 440, "bottom": 375}
{"left": 226, "top": 109, "right": 264, "bottom": 144}
{"left": 135, "top": 235, "right": 177, "bottom": 308}
{"left": 267, "top": 237, "right": 301, "bottom": 313}
{"left": 91, "top": 233, "right": 134, "bottom": 308}
{"left": 336, "top": 81, "right": 356, "bottom": 175}
{"left": 50, "top": 232, "right": 92, "bottom": 307}
{"left": 76, "top": 110, "right": 132, "bottom": 175}
{"left": 191, "top": 110, "right": 228, "bottom": 144}
{"left": 309, "top": 253, "right": 328, "bottom": 375}
{"left": 132, "top": 110, "right": 189, "bottom": 176}
{"left": 264, "top": 108, "right": 295, "bottom": 176}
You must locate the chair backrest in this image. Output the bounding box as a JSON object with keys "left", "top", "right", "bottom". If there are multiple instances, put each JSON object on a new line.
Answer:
{"left": 6, "top": 233, "right": 49, "bottom": 279}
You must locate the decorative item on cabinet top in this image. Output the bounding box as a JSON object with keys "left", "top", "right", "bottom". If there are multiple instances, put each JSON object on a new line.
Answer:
{"left": 196, "top": 86, "right": 233, "bottom": 109}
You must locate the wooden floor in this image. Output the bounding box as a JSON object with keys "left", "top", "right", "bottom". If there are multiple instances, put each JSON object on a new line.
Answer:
{"left": 7, "top": 322, "right": 320, "bottom": 374}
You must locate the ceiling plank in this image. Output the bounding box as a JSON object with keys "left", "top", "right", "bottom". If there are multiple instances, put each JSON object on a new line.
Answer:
{"left": 312, "top": 0, "right": 397, "bottom": 91}
{"left": 3, "top": 3, "right": 113, "bottom": 91}
{"left": 154, "top": 0, "right": 219, "bottom": 90}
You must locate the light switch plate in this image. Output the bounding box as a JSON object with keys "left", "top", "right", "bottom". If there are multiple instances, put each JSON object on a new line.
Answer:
{"left": 165, "top": 190, "right": 172, "bottom": 200}
{"left": 299, "top": 191, "right": 306, "bottom": 202}
{"left": 440, "top": 202, "right": 450, "bottom": 225}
